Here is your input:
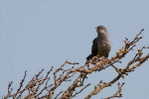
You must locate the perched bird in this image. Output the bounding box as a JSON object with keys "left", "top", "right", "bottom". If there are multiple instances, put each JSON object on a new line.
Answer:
{"left": 87, "top": 25, "right": 111, "bottom": 61}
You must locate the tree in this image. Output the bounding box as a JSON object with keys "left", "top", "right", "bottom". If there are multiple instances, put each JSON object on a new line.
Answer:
{"left": 3, "top": 29, "right": 149, "bottom": 99}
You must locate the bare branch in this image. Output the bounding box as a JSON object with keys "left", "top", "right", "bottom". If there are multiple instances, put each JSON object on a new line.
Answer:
{"left": 3, "top": 29, "right": 148, "bottom": 99}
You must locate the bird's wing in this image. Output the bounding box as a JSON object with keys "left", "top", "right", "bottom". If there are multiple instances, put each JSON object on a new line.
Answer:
{"left": 86, "top": 38, "right": 98, "bottom": 60}
{"left": 91, "top": 38, "right": 98, "bottom": 55}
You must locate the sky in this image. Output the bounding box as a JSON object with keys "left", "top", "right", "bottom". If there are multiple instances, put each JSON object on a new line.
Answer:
{"left": 0, "top": 0, "right": 149, "bottom": 99}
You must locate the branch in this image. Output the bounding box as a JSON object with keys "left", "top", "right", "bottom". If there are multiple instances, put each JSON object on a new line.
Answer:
{"left": 3, "top": 29, "right": 149, "bottom": 99}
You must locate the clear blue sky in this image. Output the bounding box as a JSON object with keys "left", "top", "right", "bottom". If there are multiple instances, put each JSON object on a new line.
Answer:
{"left": 0, "top": 0, "right": 149, "bottom": 99}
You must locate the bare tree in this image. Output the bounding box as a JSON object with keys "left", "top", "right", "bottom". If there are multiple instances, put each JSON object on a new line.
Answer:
{"left": 3, "top": 29, "right": 149, "bottom": 99}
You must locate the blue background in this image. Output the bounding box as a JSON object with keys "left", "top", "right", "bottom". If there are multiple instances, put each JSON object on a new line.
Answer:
{"left": 0, "top": 0, "right": 149, "bottom": 98}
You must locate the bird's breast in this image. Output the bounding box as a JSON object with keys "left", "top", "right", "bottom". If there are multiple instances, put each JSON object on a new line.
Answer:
{"left": 96, "top": 40, "right": 111, "bottom": 56}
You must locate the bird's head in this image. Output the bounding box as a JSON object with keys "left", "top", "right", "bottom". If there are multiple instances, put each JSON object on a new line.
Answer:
{"left": 96, "top": 25, "right": 108, "bottom": 36}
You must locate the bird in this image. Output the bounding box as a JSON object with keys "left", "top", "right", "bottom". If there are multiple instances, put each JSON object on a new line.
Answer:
{"left": 86, "top": 25, "right": 111, "bottom": 61}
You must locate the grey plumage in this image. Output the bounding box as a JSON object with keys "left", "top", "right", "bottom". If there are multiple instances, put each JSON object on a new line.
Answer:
{"left": 87, "top": 25, "right": 111, "bottom": 60}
